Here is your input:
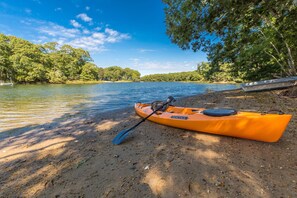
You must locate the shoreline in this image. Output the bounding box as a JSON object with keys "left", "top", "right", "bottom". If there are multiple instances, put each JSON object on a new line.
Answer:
{"left": 0, "top": 88, "right": 296, "bottom": 197}
{"left": 5, "top": 81, "right": 241, "bottom": 86}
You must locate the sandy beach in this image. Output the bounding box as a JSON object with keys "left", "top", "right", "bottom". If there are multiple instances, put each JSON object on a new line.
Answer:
{"left": 0, "top": 88, "right": 296, "bottom": 197}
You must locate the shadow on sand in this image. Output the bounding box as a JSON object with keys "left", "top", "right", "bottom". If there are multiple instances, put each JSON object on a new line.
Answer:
{"left": 0, "top": 90, "right": 296, "bottom": 197}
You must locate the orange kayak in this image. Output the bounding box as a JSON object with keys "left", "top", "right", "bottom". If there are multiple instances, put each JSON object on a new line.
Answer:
{"left": 134, "top": 103, "right": 292, "bottom": 142}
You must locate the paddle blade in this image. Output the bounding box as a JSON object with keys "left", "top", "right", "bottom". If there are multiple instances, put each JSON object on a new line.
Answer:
{"left": 112, "top": 128, "right": 132, "bottom": 145}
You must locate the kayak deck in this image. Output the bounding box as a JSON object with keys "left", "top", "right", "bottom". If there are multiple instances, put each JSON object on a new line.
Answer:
{"left": 134, "top": 103, "right": 292, "bottom": 142}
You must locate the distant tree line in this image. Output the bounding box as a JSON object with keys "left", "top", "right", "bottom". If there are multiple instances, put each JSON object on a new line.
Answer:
{"left": 0, "top": 32, "right": 257, "bottom": 84}
{"left": 0, "top": 34, "right": 140, "bottom": 83}
{"left": 141, "top": 62, "right": 242, "bottom": 82}
{"left": 100, "top": 66, "right": 140, "bottom": 82}
{"left": 141, "top": 71, "right": 201, "bottom": 82}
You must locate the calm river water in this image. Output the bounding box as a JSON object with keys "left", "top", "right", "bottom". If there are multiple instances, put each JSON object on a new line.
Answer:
{"left": 0, "top": 82, "right": 238, "bottom": 132}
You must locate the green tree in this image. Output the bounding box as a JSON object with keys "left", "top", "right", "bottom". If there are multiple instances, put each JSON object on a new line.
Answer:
{"left": 103, "top": 66, "right": 124, "bottom": 81}
{"left": 123, "top": 68, "right": 141, "bottom": 81}
{"left": 80, "top": 63, "right": 99, "bottom": 81}
{"left": 141, "top": 71, "right": 202, "bottom": 82}
{"left": 47, "top": 70, "right": 67, "bottom": 84}
{"left": 130, "top": 70, "right": 141, "bottom": 81}
{"left": 101, "top": 66, "right": 141, "bottom": 81}
{"left": 0, "top": 34, "right": 12, "bottom": 81}
{"left": 163, "top": 0, "right": 297, "bottom": 80}
{"left": 0, "top": 33, "right": 142, "bottom": 84}
{"left": 42, "top": 42, "right": 92, "bottom": 83}
{"left": 97, "top": 67, "right": 104, "bottom": 80}
{"left": 8, "top": 36, "right": 46, "bottom": 83}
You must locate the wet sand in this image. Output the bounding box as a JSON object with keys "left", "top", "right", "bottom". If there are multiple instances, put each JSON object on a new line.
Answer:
{"left": 0, "top": 88, "right": 296, "bottom": 197}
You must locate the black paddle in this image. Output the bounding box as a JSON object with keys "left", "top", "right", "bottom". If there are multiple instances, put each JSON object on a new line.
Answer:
{"left": 112, "top": 96, "right": 176, "bottom": 145}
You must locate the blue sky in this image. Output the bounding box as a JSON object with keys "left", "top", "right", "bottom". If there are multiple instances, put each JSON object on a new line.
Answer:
{"left": 0, "top": 0, "right": 207, "bottom": 76}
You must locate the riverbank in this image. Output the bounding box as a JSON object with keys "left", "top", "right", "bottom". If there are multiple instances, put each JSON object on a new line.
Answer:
{"left": 5, "top": 80, "right": 136, "bottom": 85}
{"left": 6, "top": 80, "right": 238, "bottom": 85}
{"left": 66, "top": 80, "right": 138, "bottom": 84}
{"left": 66, "top": 80, "right": 105, "bottom": 84}
{"left": 0, "top": 88, "right": 296, "bottom": 197}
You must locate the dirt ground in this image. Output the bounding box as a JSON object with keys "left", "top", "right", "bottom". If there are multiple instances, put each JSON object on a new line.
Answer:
{"left": 0, "top": 88, "right": 296, "bottom": 197}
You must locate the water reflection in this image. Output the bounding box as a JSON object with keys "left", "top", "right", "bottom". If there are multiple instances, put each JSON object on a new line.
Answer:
{"left": 0, "top": 82, "right": 238, "bottom": 132}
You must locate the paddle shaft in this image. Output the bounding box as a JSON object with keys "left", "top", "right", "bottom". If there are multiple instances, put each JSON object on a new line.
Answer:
{"left": 130, "top": 101, "right": 171, "bottom": 129}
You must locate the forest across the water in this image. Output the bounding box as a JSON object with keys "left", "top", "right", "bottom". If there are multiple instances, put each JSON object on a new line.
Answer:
{"left": 0, "top": 33, "right": 246, "bottom": 84}
{"left": 0, "top": 34, "right": 141, "bottom": 84}
{"left": 0, "top": 33, "right": 243, "bottom": 84}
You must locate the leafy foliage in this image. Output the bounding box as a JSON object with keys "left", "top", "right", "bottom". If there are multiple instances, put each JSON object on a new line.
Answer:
{"left": 197, "top": 62, "right": 242, "bottom": 83}
{"left": 141, "top": 62, "right": 240, "bottom": 83}
{"left": 102, "top": 66, "right": 140, "bottom": 81}
{"left": 0, "top": 34, "right": 140, "bottom": 83}
{"left": 163, "top": 0, "right": 297, "bottom": 80}
{"left": 141, "top": 71, "right": 202, "bottom": 82}
{"left": 80, "top": 63, "right": 100, "bottom": 81}
{"left": 0, "top": 34, "right": 12, "bottom": 81}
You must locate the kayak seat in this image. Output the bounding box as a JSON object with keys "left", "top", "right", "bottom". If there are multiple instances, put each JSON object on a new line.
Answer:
{"left": 202, "top": 108, "right": 237, "bottom": 117}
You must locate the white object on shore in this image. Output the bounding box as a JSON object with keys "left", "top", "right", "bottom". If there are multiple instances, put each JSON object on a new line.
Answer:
{"left": 144, "top": 165, "right": 150, "bottom": 170}
{"left": 241, "top": 76, "right": 297, "bottom": 92}
{"left": 0, "top": 78, "right": 14, "bottom": 86}
{"left": 0, "top": 82, "right": 13, "bottom": 86}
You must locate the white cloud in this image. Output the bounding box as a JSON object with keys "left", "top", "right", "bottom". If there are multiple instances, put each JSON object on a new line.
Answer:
{"left": 92, "top": 32, "right": 105, "bottom": 41}
{"left": 139, "top": 48, "right": 156, "bottom": 53}
{"left": 69, "top": 28, "right": 130, "bottom": 51}
{"left": 105, "top": 28, "right": 130, "bottom": 43}
{"left": 25, "top": 9, "right": 32, "bottom": 14}
{"left": 82, "top": 29, "right": 90, "bottom": 34}
{"left": 105, "top": 28, "right": 118, "bottom": 36}
{"left": 32, "top": 35, "right": 48, "bottom": 43}
{"left": 129, "top": 58, "right": 140, "bottom": 62}
{"left": 22, "top": 19, "right": 130, "bottom": 52}
{"left": 86, "top": 6, "right": 90, "bottom": 11}
{"left": 54, "top": 7, "right": 62, "bottom": 11}
{"left": 70, "top": 36, "right": 106, "bottom": 51}
{"left": 38, "top": 22, "right": 79, "bottom": 38}
{"left": 129, "top": 59, "right": 198, "bottom": 76}
{"left": 94, "top": 27, "right": 102, "bottom": 31}
{"left": 20, "top": 20, "right": 32, "bottom": 25}
{"left": 76, "top": 13, "right": 92, "bottom": 23}
{"left": 70, "top": 20, "right": 82, "bottom": 28}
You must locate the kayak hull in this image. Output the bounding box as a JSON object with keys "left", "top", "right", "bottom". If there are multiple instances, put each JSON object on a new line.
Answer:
{"left": 134, "top": 103, "right": 292, "bottom": 142}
